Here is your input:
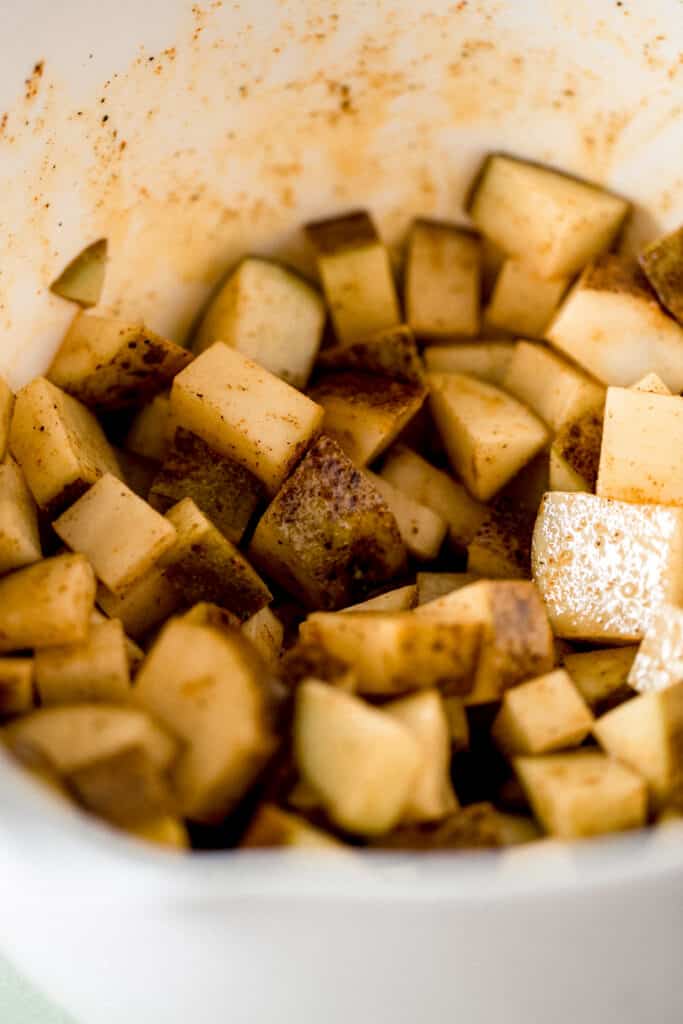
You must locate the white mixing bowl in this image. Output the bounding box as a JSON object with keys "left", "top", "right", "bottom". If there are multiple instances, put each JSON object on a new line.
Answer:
{"left": 1, "top": 2, "right": 683, "bottom": 1021}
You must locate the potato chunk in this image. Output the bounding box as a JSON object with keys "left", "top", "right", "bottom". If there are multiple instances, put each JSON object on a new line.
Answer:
{"left": 316, "top": 325, "right": 424, "bottom": 384}
{"left": 468, "top": 155, "right": 628, "bottom": 278}
{"left": 128, "top": 816, "right": 189, "bottom": 850}
{"left": 0, "top": 456, "right": 41, "bottom": 575}
{"left": 54, "top": 474, "right": 177, "bottom": 595}
{"left": 549, "top": 409, "right": 602, "bottom": 493}
{"left": 423, "top": 341, "right": 515, "bottom": 386}
{"left": 366, "top": 471, "right": 447, "bottom": 561}
{"left": 532, "top": 492, "right": 683, "bottom": 642}
{"left": 502, "top": 341, "right": 604, "bottom": 433}
{"left": 69, "top": 746, "right": 175, "bottom": 827}
{"left": 242, "top": 606, "right": 284, "bottom": 670}
{"left": 372, "top": 802, "right": 539, "bottom": 850}
{"left": 0, "top": 374, "right": 14, "bottom": 461}
{"left": 306, "top": 211, "right": 400, "bottom": 345}
{"left": 250, "top": 435, "right": 406, "bottom": 610}
{"left": 135, "top": 619, "right": 276, "bottom": 822}
{"left": 171, "top": 343, "right": 323, "bottom": 494}
{"left": 125, "top": 393, "right": 172, "bottom": 462}
{"left": 49, "top": 238, "right": 107, "bottom": 308}
{"left": 404, "top": 219, "right": 481, "bottom": 339}
{"left": 0, "top": 554, "right": 95, "bottom": 652}
{"left": 484, "top": 260, "right": 568, "bottom": 338}
{"left": 34, "top": 619, "right": 130, "bottom": 706}
{"left": 492, "top": 669, "right": 593, "bottom": 756}
{"left": 514, "top": 751, "right": 646, "bottom": 838}
{"left": 466, "top": 498, "right": 532, "bottom": 580}
{"left": 416, "top": 572, "right": 479, "bottom": 605}
{"left": 626, "top": 604, "right": 683, "bottom": 695}
{"left": 0, "top": 659, "right": 33, "bottom": 718}
{"left": 294, "top": 679, "right": 420, "bottom": 836}
{"left": 9, "top": 377, "right": 121, "bottom": 515}
{"left": 631, "top": 372, "right": 671, "bottom": 395}
{"left": 428, "top": 372, "right": 549, "bottom": 501}
{"left": 344, "top": 584, "right": 417, "bottom": 613}
{"left": 96, "top": 564, "right": 180, "bottom": 640}
{"left": 639, "top": 225, "right": 683, "bottom": 325}
{"left": 242, "top": 804, "right": 343, "bottom": 849}
{"left": 547, "top": 256, "right": 683, "bottom": 391}
{"left": 564, "top": 646, "right": 637, "bottom": 713}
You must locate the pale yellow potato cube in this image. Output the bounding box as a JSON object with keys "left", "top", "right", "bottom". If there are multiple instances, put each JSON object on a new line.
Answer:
{"left": 631, "top": 373, "right": 671, "bottom": 395}
{"left": 242, "top": 804, "right": 343, "bottom": 850}
{"left": 0, "top": 554, "right": 95, "bottom": 652}
{"left": 492, "top": 669, "right": 593, "bottom": 756}
{"left": 386, "top": 689, "right": 458, "bottom": 823}
{"left": 627, "top": 604, "right": 683, "bottom": 695}
{"left": 0, "top": 659, "right": 33, "bottom": 718}
{"left": 502, "top": 341, "right": 604, "bottom": 432}
{"left": 49, "top": 238, "right": 107, "bottom": 308}
{"left": 125, "top": 393, "right": 172, "bottom": 462}
{"left": 532, "top": 492, "right": 683, "bottom": 642}
{"left": 443, "top": 696, "right": 469, "bottom": 752}
{"left": 0, "top": 456, "right": 41, "bottom": 575}
{"left": 405, "top": 219, "right": 481, "bottom": 339}
{"left": 344, "top": 584, "right": 417, "bottom": 613}
{"left": 34, "top": 619, "right": 130, "bottom": 706}
{"left": 0, "top": 374, "right": 14, "bottom": 461}
{"left": 171, "top": 343, "right": 324, "bottom": 494}
{"left": 416, "top": 573, "right": 480, "bottom": 605}
{"left": 242, "top": 606, "right": 284, "bottom": 670}
{"left": 549, "top": 409, "right": 603, "bottom": 493}
{"left": 423, "top": 341, "right": 515, "bottom": 386}
{"left": 484, "top": 260, "right": 568, "bottom": 338}
{"left": 54, "top": 474, "right": 177, "bottom": 595}
{"left": 564, "top": 646, "right": 637, "bottom": 713}
{"left": 366, "top": 470, "right": 447, "bottom": 561}
{"left": 96, "top": 565, "right": 179, "bottom": 640}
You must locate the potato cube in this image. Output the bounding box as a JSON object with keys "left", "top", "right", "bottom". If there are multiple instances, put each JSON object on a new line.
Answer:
{"left": 48, "top": 313, "right": 192, "bottom": 411}
{"left": 0, "top": 374, "right": 14, "bottom": 461}
{"left": 316, "top": 325, "right": 424, "bottom": 384}
{"left": 484, "top": 260, "right": 568, "bottom": 338}
{"left": 547, "top": 256, "right": 683, "bottom": 391}
{"left": 404, "top": 219, "right": 481, "bottom": 339}
{"left": 514, "top": 751, "right": 646, "bottom": 838}
{"left": 416, "top": 572, "right": 479, "bottom": 605}
{"left": 96, "top": 565, "right": 179, "bottom": 640}
{"left": 423, "top": 341, "right": 515, "bottom": 386}
{"left": 242, "top": 804, "right": 343, "bottom": 850}
{"left": 193, "top": 257, "right": 325, "bottom": 388}
{"left": 306, "top": 211, "right": 400, "bottom": 345}
{"left": 9, "top": 377, "right": 121, "bottom": 515}
{"left": 68, "top": 746, "right": 175, "bottom": 827}
{"left": 491, "top": 669, "right": 593, "bottom": 756}
{"left": 171, "top": 343, "right": 323, "bottom": 494}
{"left": 180, "top": 602, "right": 240, "bottom": 632}
{"left": 135, "top": 619, "right": 276, "bottom": 822}
{"left": 250, "top": 435, "right": 406, "bottom": 610}
{"left": 49, "top": 238, "right": 107, "bottom": 308}
{"left": 564, "top": 646, "right": 637, "bottom": 713}
{"left": 0, "top": 456, "right": 41, "bottom": 575}
{"left": 125, "top": 393, "right": 172, "bottom": 462}
{"left": 532, "top": 492, "right": 683, "bottom": 641}
{"left": 294, "top": 679, "right": 420, "bottom": 836}
{"left": 549, "top": 409, "right": 603, "bottom": 493}
{"left": 468, "top": 155, "right": 629, "bottom": 278}
{"left": 53, "top": 474, "right": 177, "bottom": 594}
{"left": 639, "top": 225, "right": 683, "bottom": 325}
{"left": 502, "top": 341, "right": 604, "bottom": 433}
{"left": 242, "top": 606, "right": 284, "bottom": 670}
{"left": 309, "top": 372, "right": 425, "bottom": 467}
{"left": 443, "top": 696, "right": 469, "bottom": 752}
{"left": 366, "top": 471, "right": 447, "bottom": 561}
{"left": 0, "top": 554, "right": 95, "bottom": 652}
{"left": 34, "top": 619, "right": 130, "bottom": 706}
{"left": 128, "top": 816, "right": 189, "bottom": 850}
{"left": 466, "top": 498, "right": 532, "bottom": 579}
{"left": 627, "top": 604, "right": 683, "bottom": 695}
{"left": 373, "top": 802, "right": 538, "bottom": 851}
{"left": 428, "top": 372, "right": 549, "bottom": 501}
{"left": 344, "top": 584, "right": 417, "bottom": 613}
{"left": 631, "top": 372, "right": 671, "bottom": 395}
{"left": 0, "top": 659, "right": 33, "bottom": 718}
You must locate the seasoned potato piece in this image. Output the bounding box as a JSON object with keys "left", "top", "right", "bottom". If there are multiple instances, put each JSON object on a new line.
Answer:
{"left": 627, "top": 604, "right": 683, "bottom": 695}
{"left": 68, "top": 745, "right": 175, "bottom": 826}
{"left": 171, "top": 343, "right": 324, "bottom": 494}
{"left": 549, "top": 409, "right": 603, "bottom": 493}
{"left": 294, "top": 679, "right": 420, "bottom": 836}
{"left": 0, "top": 659, "right": 33, "bottom": 718}
{"left": 242, "top": 606, "right": 284, "bottom": 670}
{"left": 514, "top": 751, "right": 646, "bottom": 838}
{"left": 404, "top": 220, "right": 481, "bottom": 339}
{"left": 9, "top": 377, "right": 121, "bottom": 515}
{"left": 366, "top": 470, "right": 447, "bottom": 561}
{"left": 0, "top": 554, "right": 95, "bottom": 652}
{"left": 125, "top": 393, "right": 172, "bottom": 462}
{"left": 386, "top": 689, "right": 458, "bottom": 823}
{"left": 54, "top": 474, "right": 177, "bottom": 595}
{"left": 242, "top": 804, "right": 343, "bottom": 849}
{"left": 373, "top": 802, "right": 539, "bottom": 850}
{"left": 428, "top": 373, "right": 549, "bottom": 501}
{"left": 148, "top": 427, "right": 265, "bottom": 545}
{"left": 48, "top": 314, "right": 192, "bottom": 411}
{"left": 484, "top": 260, "right": 568, "bottom": 338}
{"left": 468, "top": 155, "right": 628, "bottom": 278}
{"left": 96, "top": 565, "right": 180, "bottom": 640}
{"left": 443, "top": 696, "right": 469, "bottom": 752}
{"left": 547, "top": 256, "right": 683, "bottom": 391}
{"left": 193, "top": 257, "right": 325, "bottom": 388}
{"left": 491, "top": 669, "right": 593, "bottom": 756}
{"left": 344, "top": 584, "right": 417, "bottom": 613}
{"left": 0, "top": 456, "right": 41, "bottom": 575}
{"left": 298, "top": 610, "right": 481, "bottom": 696}
{"left": 128, "top": 816, "right": 189, "bottom": 850}
{"left": 306, "top": 211, "right": 400, "bottom": 345}
{"left": 466, "top": 498, "right": 532, "bottom": 580}
{"left": 181, "top": 602, "right": 240, "bottom": 632}
{"left": 135, "top": 619, "right": 276, "bottom": 822}
{"left": 564, "top": 646, "right": 637, "bottom": 713}
{"left": 250, "top": 435, "right": 406, "bottom": 610}
{"left": 49, "top": 238, "right": 107, "bottom": 308}
{"left": 309, "top": 372, "right": 425, "bottom": 467}
{"left": 639, "top": 225, "right": 683, "bottom": 325}
{"left": 0, "top": 374, "right": 14, "bottom": 461}
{"left": 416, "top": 572, "right": 480, "bottom": 605}
{"left": 423, "top": 341, "right": 515, "bottom": 386}
{"left": 316, "top": 325, "right": 424, "bottom": 384}
{"left": 532, "top": 492, "right": 683, "bottom": 642}
{"left": 502, "top": 341, "right": 604, "bottom": 432}
{"left": 34, "top": 619, "right": 130, "bottom": 706}
{"left": 631, "top": 372, "right": 671, "bottom": 395}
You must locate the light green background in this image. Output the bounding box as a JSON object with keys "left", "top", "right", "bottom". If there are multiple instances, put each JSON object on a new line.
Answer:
{"left": 0, "top": 954, "right": 75, "bottom": 1023}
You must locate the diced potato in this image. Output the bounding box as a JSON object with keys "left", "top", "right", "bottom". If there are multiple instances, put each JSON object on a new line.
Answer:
{"left": 416, "top": 572, "right": 480, "bottom": 605}
{"left": 366, "top": 470, "right": 447, "bottom": 561}
{"left": 514, "top": 751, "right": 647, "bottom": 838}
{"left": 309, "top": 372, "right": 425, "bottom": 468}
{"left": 593, "top": 683, "right": 683, "bottom": 806}
{"left": 0, "top": 659, "right": 33, "bottom": 718}
{"left": 564, "top": 646, "right": 637, "bottom": 713}
{"left": 34, "top": 619, "right": 130, "bottom": 706}
{"left": 250, "top": 435, "right": 406, "bottom": 610}
{"left": 68, "top": 746, "right": 174, "bottom": 826}
{"left": 466, "top": 498, "right": 532, "bottom": 580}
{"left": 54, "top": 475, "right": 177, "bottom": 595}
{"left": 484, "top": 260, "right": 568, "bottom": 338}
{"left": 316, "top": 325, "right": 424, "bottom": 384}
{"left": 298, "top": 610, "right": 481, "bottom": 696}
{"left": 428, "top": 372, "right": 549, "bottom": 501}
{"left": 306, "top": 211, "right": 400, "bottom": 345}
{"left": 549, "top": 409, "right": 603, "bottom": 493}
{"left": 171, "top": 343, "right": 324, "bottom": 494}
{"left": 547, "top": 256, "right": 683, "bottom": 391}
{"left": 373, "top": 802, "right": 538, "bottom": 850}
{"left": 627, "top": 604, "right": 683, "bottom": 695}
{"left": 0, "top": 554, "right": 95, "bottom": 652}
{"left": 491, "top": 669, "right": 593, "bottom": 756}
{"left": 443, "top": 695, "right": 469, "bottom": 752}
{"left": 0, "top": 456, "right": 41, "bottom": 575}
{"left": 344, "top": 584, "right": 417, "bottom": 613}
{"left": 242, "top": 804, "right": 343, "bottom": 850}
{"left": 162, "top": 498, "right": 271, "bottom": 621}
{"left": 294, "top": 679, "right": 420, "bottom": 836}
{"left": 0, "top": 374, "right": 14, "bottom": 461}
{"left": 597, "top": 387, "right": 683, "bottom": 505}
{"left": 286, "top": 779, "right": 321, "bottom": 813}
{"left": 242, "top": 606, "right": 284, "bottom": 670}
{"left": 404, "top": 219, "right": 481, "bottom": 339}
{"left": 180, "top": 602, "right": 240, "bottom": 632}
{"left": 468, "top": 155, "right": 629, "bottom": 278}
{"left": 417, "top": 580, "right": 554, "bottom": 705}
{"left": 380, "top": 447, "right": 486, "bottom": 547}
{"left": 631, "top": 372, "right": 671, "bottom": 395}
{"left": 96, "top": 565, "right": 179, "bottom": 641}
{"left": 385, "top": 689, "right": 458, "bottom": 823}
{"left": 128, "top": 816, "right": 189, "bottom": 850}
{"left": 502, "top": 341, "right": 604, "bottom": 432}
{"left": 423, "top": 341, "right": 515, "bottom": 386}
{"left": 125, "top": 393, "right": 172, "bottom": 462}
{"left": 49, "top": 239, "right": 107, "bottom": 308}
{"left": 639, "top": 225, "right": 683, "bottom": 325}
{"left": 532, "top": 492, "right": 683, "bottom": 642}
{"left": 9, "top": 377, "right": 121, "bottom": 515}
{"left": 194, "top": 257, "right": 325, "bottom": 388}
{"left": 135, "top": 619, "right": 276, "bottom": 822}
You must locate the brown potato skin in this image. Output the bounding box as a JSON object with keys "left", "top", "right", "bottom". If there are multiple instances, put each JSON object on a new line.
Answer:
{"left": 640, "top": 227, "right": 683, "bottom": 325}
{"left": 485, "top": 581, "right": 555, "bottom": 695}
{"left": 315, "top": 326, "right": 425, "bottom": 385}
{"left": 305, "top": 210, "right": 378, "bottom": 254}
{"left": 554, "top": 410, "right": 603, "bottom": 488}
{"left": 68, "top": 747, "right": 175, "bottom": 827}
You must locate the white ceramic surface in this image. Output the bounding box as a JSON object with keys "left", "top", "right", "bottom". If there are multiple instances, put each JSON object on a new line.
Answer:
{"left": 1, "top": 2, "right": 683, "bottom": 1021}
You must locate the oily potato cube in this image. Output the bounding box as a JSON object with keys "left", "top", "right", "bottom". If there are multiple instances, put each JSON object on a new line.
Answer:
{"left": 491, "top": 669, "right": 593, "bottom": 756}
{"left": 125, "top": 393, "right": 172, "bottom": 462}
{"left": 0, "top": 456, "right": 41, "bottom": 575}
{"left": 344, "top": 584, "right": 417, "bottom": 613}
{"left": 242, "top": 804, "right": 343, "bottom": 850}
{"left": 0, "top": 374, "right": 14, "bottom": 461}
{"left": 416, "top": 572, "right": 480, "bottom": 605}
{"left": 0, "top": 659, "right": 33, "bottom": 718}
{"left": 54, "top": 474, "right": 177, "bottom": 594}
{"left": 68, "top": 745, "right": 174, "bottom": 827}
{"left": 242, "top": 606, "right": 284, "bottom": 670}
{"left": 484, "top": 260, "right": 568, "bottom": 338}
{"left": 466, "top": 498, "right": 532, "bottom": 580}
{"left": 549, "top": 409, "right": 603, "bottom": 493}
{"left": 564, "top": 646, "right": 637, "bottom": 713}
{"left": 632, "top": 372, "right": 671, "bottom": 395}
{"left": 502, "top": 341, "right": 604, "bottom": 433}
{"left": 423, "top": 341, "right": 515, "bottom": 386}
{"left": 9, "top": 377, "right": 121, "bottom": 515}
{"left": 96, "top": 565, "right": 180, "bottom": 641}
{"left": 316, "top": 325, "right": 424, "bottom": 385}
{"left": 0, "top": 554, "right": 95, "bottom": 652}
{"left": 49, "top": 238, "right": 107, "bottom": 308}
{"left": 627, "top": 604, "right": 683, "bottom": 695}
{"left": 34, "top": 619, "right": 130, "bottom": 706}
{"left": 427, "top": 372, "right": 549, "bottom": 501}
{"left": 532, "top": 492, "right": 683, "bottom": 642}
{"left": 404, "top": 219, "right": 481, "bottom": 339}
{"left": 639, "top": 225, "right": 683, "bottom": 325}
{"left": 171, "top": 343, "right": 323, "bottom": 494}
{"left": 366, "top": 471, "right": 447, "bottom": 561}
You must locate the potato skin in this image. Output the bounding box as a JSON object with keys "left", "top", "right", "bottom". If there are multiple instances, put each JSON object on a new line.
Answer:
{"left": 640, "top": 227, "right": 683, "bottom": 324}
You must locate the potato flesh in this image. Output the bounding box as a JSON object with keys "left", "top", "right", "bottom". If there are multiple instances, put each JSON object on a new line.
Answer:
{"left": 0, "top": 456, "right": 41, "bottom": 575}
{"left": 0, "top": 659, "right": 33, "bottom": 718}
{"left": 485, "top": 260, "right": 568, "bottom": 338}
{"left": 0, "top": 554, "right": 95, "bottom": 652}
{"left": 96, "top": 565, "right": 180, "bottom": 640}
{"left": 631, "top": 372, "right": 671, "bottom": 395}
{"left": 627, "top": 604, "right": 683, "bottom": 695}
{"left": 49, "top": 239, "right": 107, "bottom": 308}
{"left": 416, "top": 572, "right": 480, "bottom": 605}
{"left": 502, "top": 341, "right": 604, "bottom": 433}
{"left": 0, "top": 374, "right": 14, "bottom": 461}
{"left": 366, "top": 470, "right": 447, "bottom": 561}
{"left": 34, "top": 619, "right": 130, "bottom": 706}
{"left": 344, "top": 584, "right": 417, "bottom": 613}
{"left": 242, "top": 804, "right": 343, "bottom": 849}
{"left": 242, "top": 606, "right": 284, "bottom": 670}
{"left": 564, "top": 646, "right": 637, "bottom": 713}
{"left": 405, "top": 220, "right": 480, "bottom": 338}
{"left": 491, "top": 669, "right": 593, "bottom": 756}
{"left": 423, "top": 341, "right": 515, "bottom": 386}
{"left": 125, "top": 393, "right": 172, "bottom": 462}
{"left": 128, "top": 816, "right": 189, "bottom": 850}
